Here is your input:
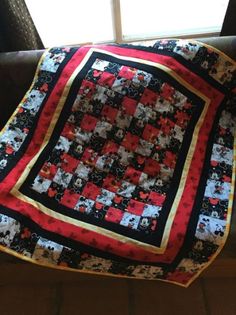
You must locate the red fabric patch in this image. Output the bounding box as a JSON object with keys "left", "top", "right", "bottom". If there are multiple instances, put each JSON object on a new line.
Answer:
{"left": 159, "top": 117, "right": 175, "bottom": 134}
{"left": 148, "top": 191, "right": 166, "bottom": 206}
{"left": 105, "top": 207, "right": 124, "bottom": 223}
{"left": 80, "top": 114, "right": 98, "bottom": 132}
{"left": 142, "top": 124, "right": 160, "bottom": 142}
{"left": 103, "top": 174, "right": 121, "bottom": 192}
{"left": 98, "top": 72, "right": 116, "bottom": 87}
{"left": 61, "top": 123, "right": 76, "bottom": 140}
{"left": 60, "top": 153, "right": 80, "bottom": 172}
{"left": 124, "top": 167, "right": 142, "bottom": 185}
{"left": 60, "top": 189, "right": 80, "bottom": 208}
{"left": 79, "top": 80, "right": 96, "bottom": 98}
{"left": 81, "top": 148, "right": 98, "bottom": 166}
{"left": 160, "top": 83, "right": 175, "bottom": 100}
{"left": 122, "top": 97, "right": 138, "bottom": 115}
{"left": 118, "top": 66, "right": 136, "bottom": 80}
{"left": 174, "top": 110, "right": 190, "bottom": 128}
{"left": 140, "top": 88, "right": 158, "bottom": 106}
{"left": 122, "top": 132, "right": 140, "bottom": 151}
{"left": 101, "top": 105, "right": 118, "bottom": 124}
{"left": 144, "top": 158, "right": 161, "bottom": 176}
{"left": 127, "top": 199, "right": 145, "bottom": 215}
{"left": 163, "top": 151, "right": 177, "bottom": 169}
{"left": 39, "top": 162, "right": 57, "bottom": 180}
{"left": 82, "top": 182, "right": 101, "bottom": 200}
{"left": 102, "top": 141, "right": 119, "bottom": 154}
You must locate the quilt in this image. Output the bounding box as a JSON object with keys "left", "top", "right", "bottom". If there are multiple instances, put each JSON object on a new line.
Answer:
{"left": 0, "top": 40, "right": 235, "bottom": 287}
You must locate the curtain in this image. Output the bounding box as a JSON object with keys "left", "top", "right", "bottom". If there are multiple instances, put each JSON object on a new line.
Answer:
{"left": 0, "top": 0, "right": 44, "bottom": 52}
{"left": 221, "top": 0, "right": 236, "bottom": 36}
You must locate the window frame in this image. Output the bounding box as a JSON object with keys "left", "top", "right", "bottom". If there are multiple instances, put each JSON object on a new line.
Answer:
{"left": 26, "top": 0, "right": 226, "bottom": 47}
{"left": 111, "top": 0, "right": 223, "bottom": 44}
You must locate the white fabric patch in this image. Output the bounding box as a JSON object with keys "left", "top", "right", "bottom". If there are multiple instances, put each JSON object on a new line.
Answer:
{"left": 205, "top": 180, "right": 231, "bottom": 200}
{"left": 195, "top": 214, "right": 226, "bottom": 245}
{"left": 32, "top": 238, "right": 63, "bottom": 264}
{"left": 32, "top": 175, "right": 52, "bottom": 193}
{"left": 211, "top": 144, "right": 233, "bottom": 165}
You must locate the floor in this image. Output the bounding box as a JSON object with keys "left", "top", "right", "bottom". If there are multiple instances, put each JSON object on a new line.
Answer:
{"left": 0, "top": 276, "right": 235, "bottom": 315}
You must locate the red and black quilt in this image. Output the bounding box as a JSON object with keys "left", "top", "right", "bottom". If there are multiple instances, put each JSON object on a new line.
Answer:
{"left": 0, "top": 40, "right": 235, "bottom": 287}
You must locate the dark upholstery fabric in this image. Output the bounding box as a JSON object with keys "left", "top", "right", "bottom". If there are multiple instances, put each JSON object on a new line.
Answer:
{"left": 0, "top": 0, "right": 44, "bottom": 52}
{"left": 221, "top": 0, "right": 236, "bottom": 36}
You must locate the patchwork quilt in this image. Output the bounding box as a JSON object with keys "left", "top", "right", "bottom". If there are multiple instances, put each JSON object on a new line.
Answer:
{"left": 0, "top": 40, "right": 235, "bottom": 287}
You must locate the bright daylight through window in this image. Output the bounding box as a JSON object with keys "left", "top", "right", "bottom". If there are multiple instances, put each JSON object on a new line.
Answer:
{"left": 26, "top": 0, "right": 229, "bottom": 47}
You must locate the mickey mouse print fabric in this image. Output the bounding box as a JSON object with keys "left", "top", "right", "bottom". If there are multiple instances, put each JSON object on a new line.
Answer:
{"left": 0, "top": 40, "right": 235, "bottom": 287}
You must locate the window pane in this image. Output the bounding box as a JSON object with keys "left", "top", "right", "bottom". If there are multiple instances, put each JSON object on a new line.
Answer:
{"left": 26, "top": 0, "right": 114, "bottom": 46}
{"left": 120, "top": 0, "right": 229, "bottom": 40}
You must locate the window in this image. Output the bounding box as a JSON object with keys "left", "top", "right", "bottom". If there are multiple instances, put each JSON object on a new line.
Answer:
{"left": 120, "top": 0, "right": 229, "bottom": 41}
{"left": 25, "top": 0, "right": 114, "bottom": 46}
{"left": 26, "top": 0, "right": 229, "bottom": 47}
